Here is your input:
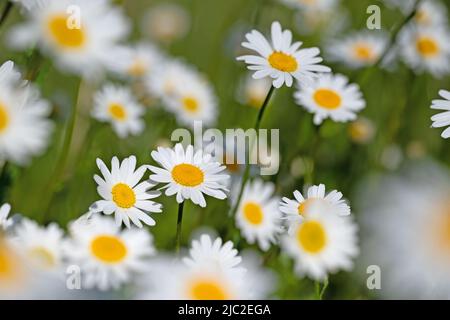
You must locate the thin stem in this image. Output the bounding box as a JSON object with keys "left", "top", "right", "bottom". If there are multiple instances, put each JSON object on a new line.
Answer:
{"left": 358, "top": 0, "right": 422, "bottom": 85}
{"left": 175, "top": 202, "right": 185, "bottom": 254}
{"left": 0, "top": 1, "right": 13, "bottom": 29}
{"left": 0, "top": 161, "right": 10, "bottom": 202}
{"left": 315, "top": 278, "right": 328, "bottom": 300}
{"left": 229, "top": 85, "right": 275, "bottom": 219}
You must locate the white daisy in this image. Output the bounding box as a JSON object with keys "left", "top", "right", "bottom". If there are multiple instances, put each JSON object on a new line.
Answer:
{"left": 0, "top": 203, "right": 13, "bottom": 231}
{"left": 148, "top": 143, "right": 229, "bottom": 207}
{"left": 237, "top": 21, "right": 331, "bottom": 88}
{"left": 235, "top": 179, "right": 282, "bottom": 251}
{"left": 348, "top": 117, "right": 376, "bottom": 144}
{"left": 431, "top": 89, "right": 450, "bottom": 139}
{"left": 399, "top": 26, "right": 450, "bottom": 77}
{"left": 281, "top": 201, "right": 359, "bottom": 281}
{"left": 412, "top": 0, "right": 448, "bottom": 28}
{"left": 89, "top": 155, "right": 162, "bottom": 228}
{"left": 141, "top": 3, "right": 190, "bottom": 44}
{"left": 358, "top": 161, "right": 450, "bottom": 298}
{"left": 383, "top": 0, "right": 416, "bottom": 12}
{"left": 280, "top": 184, "right": 351, "bottom": 234}
{"left": 0, "top": 61, "right": 53, "bottom": 164}
{"left": 117, "top": 43, "right": 165, "bottom": 79}
{"left": 182, "top": 234, "right": 244, "bottom": 275}
{"left": 279, "top": 0, "right": 339, "bottom": 11}
{"left": 8, "top": 0, "right": 129, "bottom": 78}
{"left": 294, "top": 73, "right": 366, "bottom": 125}
{"left": 92, "top": 84, "right": 145, "bottom": 138}
{"left": 237, "top": 73, "right": 272, "bottom": 109}
{"left": 65, "top": 214, "right": 155, "bottom": 291}
{"left": 326, "top": 31, "right": 389, "bottom": 69}
{"left": 12, "top": 218, "right": 64, "bottom": 271}
{"left": 164, "top": 74, "right": 218, "bottom": 127}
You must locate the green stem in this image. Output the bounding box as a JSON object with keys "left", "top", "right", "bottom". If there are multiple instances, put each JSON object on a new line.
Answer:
{"left": 229, "top": 85, "right": 275, "bottom": 219}
{"left": 358, "top": 0, "right": 422, "bottom": 85}
{"left": 0, "top": 1, "right": 13, "bottom": 29}
{"left": 315, "top": 278, "right": 328, "bottom": 300}
{"left": 0, "top": 161, "right": 11, "bottom": 203}
{"left": 175, "top": 202, "right": 185, "bottom": 254}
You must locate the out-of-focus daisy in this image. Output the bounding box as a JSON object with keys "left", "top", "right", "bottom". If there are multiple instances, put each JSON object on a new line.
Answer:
{"left": 413, "top": 0, "right": 448, "bottom": 28}
{"left": 0, "top": 203, "right": 13, "bottom": 231}
{"left": 149, "top": 144, "right": 228, "bottom": 207}
{"left": 89, "top": 156, "right": 162, "bottom": 228}
{"left": 294, "top": 73, "right": 365, "bottom": 125}
{"left": 293, "top": 4, "right": 349, "bottom": 37}
{"left": 138, "top": 237, "right": 273, "bottom": 299}
{"left": 358, "top": 161, "right": 450, "bottom": 298}
{"left": 141, "top": 3, "right": 190, "bottom": 44}
{"left": 237, "top": 74, "right": 272, "bottom": 109}
{"left": 8, "top": 0, "right": 129, "bottom": 78}
{"left": 183, "top": 234, "right": 244, "bottom": 274}
{"left": 66, "top": 215, "right": 155, "bottom": 291}
{"left": 348, "top": 117, "right": 376, "bottom": 144}
{"left": 12, "top": 219, "right": 64, "bottom": 271}
{"left": 281, "top": 201, "right": 359, "bottom": 281}
{"left": 0, "top": 237, "right": 28, "bottom": 297}
{"left": 235, "top": 179, "right": 282, "bottom": 251}
{"left": 280, "top": 184, "right": 351, "bottom": 234}
{"left": 164, "top": 75, "right": 218, "bottom": 127}
{"left": 327, "top": 31, "right": 389, "bottom": 69}
{"left": 431, "top": 89, "right": 450, "bottom": 139}
{"left": 279, "top": 0, "right": 339, "bottom": 11}
{"left": 117, "top": 43, "right": 165, "bottom": 79}
{"left": 399, "top": 26, "right": 450, "bottom": 77}
{"left": 237, "top": 21, "right": 330, "bottom": 88}
{"left": 92, "top": 84, "right": 145, "bottom": 138}
{"left": 0, "top": 61, "right": 53, "bottom": 165}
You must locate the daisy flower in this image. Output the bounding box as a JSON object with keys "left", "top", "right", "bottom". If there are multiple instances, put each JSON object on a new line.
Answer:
{"left": 358, "top": 161, "right": 450, "bottom": 298}
{"left": 138, "top": 238, "right": 273, "bottom": 300}
{"left": 280, "top": 184, "right": 351, "bottom": 234}
{"left": 294, "top": 73, "right": 366, "bottom": 125}
{"left": 235, "top": 179, "right": 282, "bottom": 251}
{"left": 237, "top": 74, "right": 272, "bottom": 109}
{"left": 0, "top": 203, "right": 13, "bottom": 231}
{"left": 164, "top": 74, "right": 218, "bottom": 127}
{"left": 281, "top": 201, "right": 359, "bottom": 281}
{"left": 148, "top": 143, "right": 229, "bottom": 207}
{"left": 399, "top": 26, "right": 450, "bottom": 77}
{"left": 279, "top": 0, "right": 339, "bottom": 11}
{"left": 92, "top": 84, "right": 145, "bottom": 138}
{"left": 141, "top": 3, "right": 190, "bottom": 44}
{"left": 326, "top": 31, "right": 389, "bottom": 69}
{"left": 412, "top": 0, "right": 448, "bottom": 28}
{"left": 8, "top": 0, "right": 129, "bottom": 78}
{"left": 65, "top": 215, "right": 155, "bottom": 291}
{"left": 117, "top": 43, "right": 165, "bottom": 79}
{"left": 431, "top": 90, "right": 450, "bottom": 139}
{"left": 0, "top": 61, "right": 53, "bottom": 165}
{"left": 182, "top": 234, "right": 244, "bottom": 275}
{"left": 12, "top": 218, "right": 65, "bottom": 271}
{"left": 89, "top": 155, "right": 162, "bottom": 228}
{"left": 237, "top": 21, "right": 331, "bottom": 88}
{"left": 348, "top": 117, "right": 376, "bottom": 144}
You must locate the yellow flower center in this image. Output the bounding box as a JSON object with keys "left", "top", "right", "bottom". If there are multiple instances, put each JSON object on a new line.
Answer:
{"left": 0, "top": 241, "right": 22, "bottom": 285}
{"left": 108, "top": 103, "right": 127, "bottom": 121}
{"left": 182, "top": 96, "right": 199, "bottom": 113}
{"left": 171, "top": 163, "right": 204, "bottom": 187}
{"left": 297, "top": 220, "right": 327, "bottom": 254}
{"left": 416, "top": 37, "right": 439, "bottom": 57}
{"left": 47, "top": 14, "right": 86, "bottom": 49}
{"left": 0, "top": 103, "right": 9, "bottom": 133}
{"left": 91, "top": 235, "right": 128, "bottom": 263}
{"left": 28, "top": 247, "right": 56, "bottom": 269}
{"left": 313, "top": 88, "right": 342, "bottom": 109}
{"left": 243, "top": 202, "right": 264, "bottom": 225}
{"left": 415, "top": 9, "right": 429, "bottom": 25}
{"left": 268, "top": 51, "right": 298, "bottom": 72}
{"left": 111, "top": 183, "right": 136, "bottom": 208}
{"left": 128, "top": 59, "right": 148, "bottom": 77}
{"left": 353, "top": 44, "right": 374, "bottom": 61}
{"left": 189, "top": 279, "right": 229, "bottom": 300}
